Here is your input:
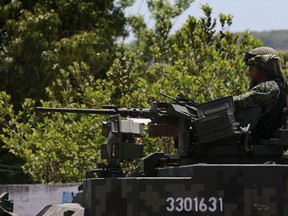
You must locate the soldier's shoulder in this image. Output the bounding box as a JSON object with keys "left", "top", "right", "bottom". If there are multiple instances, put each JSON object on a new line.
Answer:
{"left": 253, "top": 80, "right": 280, "bottom": 92}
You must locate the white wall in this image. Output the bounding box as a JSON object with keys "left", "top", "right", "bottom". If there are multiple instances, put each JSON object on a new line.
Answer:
{"left": 0, "top": 183, "right": 80, "bottom": 216}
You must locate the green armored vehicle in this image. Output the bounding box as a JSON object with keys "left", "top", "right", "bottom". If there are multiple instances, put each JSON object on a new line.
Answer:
{"left": 3, "top": 94, "right": 288, "bottom": 216}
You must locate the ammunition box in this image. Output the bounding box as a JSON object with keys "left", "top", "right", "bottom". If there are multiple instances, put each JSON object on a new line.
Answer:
{"left": 193, "top": 111, "right": 239, "bottom": 145}
{"left": 197, "top": 96, "right": 235, "bottom": 118}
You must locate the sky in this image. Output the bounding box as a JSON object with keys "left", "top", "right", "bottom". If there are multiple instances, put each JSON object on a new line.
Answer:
{"left": 125, "top": 0, "right": 288, "bottom": 33}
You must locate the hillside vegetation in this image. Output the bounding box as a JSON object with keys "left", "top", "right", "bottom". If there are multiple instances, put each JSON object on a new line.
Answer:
{"left": 250, "top": 30, "right": 288, "bottom": 51}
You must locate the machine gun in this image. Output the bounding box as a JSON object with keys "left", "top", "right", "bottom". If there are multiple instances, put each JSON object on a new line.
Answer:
{"left": 36, "top": 94, "right": 249, "bottom": 176}
{"left": 36, "top": 93, "right": 200, "bottom": 175}
{"left": 37, "top": 92, "right": 288, "bottom": 177}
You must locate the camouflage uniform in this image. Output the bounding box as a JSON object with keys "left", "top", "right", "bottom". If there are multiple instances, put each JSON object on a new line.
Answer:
{"left": 233, "top": 47, "right": 288, "bottom": 139}
{"left": 233, "top": 80, "right": 280, "bottom": 115}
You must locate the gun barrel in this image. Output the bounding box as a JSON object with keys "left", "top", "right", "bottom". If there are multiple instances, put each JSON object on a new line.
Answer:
{"left": 36, "top": 107, "right": 153, "bottom": 118}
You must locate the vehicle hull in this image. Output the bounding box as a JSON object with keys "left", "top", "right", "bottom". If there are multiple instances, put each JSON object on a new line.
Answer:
{"left": 78, "top": 163, "right": 288, "bottom": 216}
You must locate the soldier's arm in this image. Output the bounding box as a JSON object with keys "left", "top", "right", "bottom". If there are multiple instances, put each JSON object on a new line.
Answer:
{"left": 233, "top": 80, "right": 280, "bottom": 114}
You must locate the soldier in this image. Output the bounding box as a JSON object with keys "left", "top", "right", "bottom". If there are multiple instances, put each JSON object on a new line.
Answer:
{"left": 233, "top": 46, "right": 288, "bottom": 140}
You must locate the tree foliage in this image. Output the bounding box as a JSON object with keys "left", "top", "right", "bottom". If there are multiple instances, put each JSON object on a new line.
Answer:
{"left": 0, "top": 0, "right": 127, "bottom": 109}
{"left": 1, "top": 0, "right": 287, "bottom": 183}
{"left": 1, "top": 62, "right": 113, "bottom": 183}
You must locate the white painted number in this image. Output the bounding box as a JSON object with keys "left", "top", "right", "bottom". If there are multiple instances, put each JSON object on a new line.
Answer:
{"left": 166, "top": 197, "right": 174, "bottom": 212}
{"left": 175, "top": 197, "right": 183, "bottom": 212}
{"left": 166, "top": 196, "right": 224, "bottom": 213}
{"left": 208, "top": 197, "right": 217, "bottom": 212}
{"left": 184, "top": 198, "right": 193, "bottom": 211}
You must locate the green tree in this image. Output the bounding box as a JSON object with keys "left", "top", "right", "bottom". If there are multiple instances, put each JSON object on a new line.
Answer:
{"left": 0, "top": 0, "right": 127, "bottom": 110}
{"left": 113, "top": 4, "right": 262, "bottom": 104}
{"left": 1, "top": 62, "right": 114, "bottom": 183}
{"left": 0, "top": 0, "right": 129, "bottom": 182}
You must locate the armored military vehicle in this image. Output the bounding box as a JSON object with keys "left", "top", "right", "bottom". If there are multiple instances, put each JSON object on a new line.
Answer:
{"left": 2, "top": 93, "right": 288, "bottom": 216}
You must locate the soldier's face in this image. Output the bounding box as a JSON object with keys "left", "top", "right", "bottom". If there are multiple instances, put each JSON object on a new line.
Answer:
{"left": 248, "top": 65, "right": 265, "bottom": 84}
{"left": 248, "top": 65, "right": 257, "bottom": 80}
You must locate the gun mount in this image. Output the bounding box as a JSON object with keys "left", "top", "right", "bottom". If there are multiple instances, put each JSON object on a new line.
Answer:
{"left": 22, "top": 94, "right": 288, "bottom": 215}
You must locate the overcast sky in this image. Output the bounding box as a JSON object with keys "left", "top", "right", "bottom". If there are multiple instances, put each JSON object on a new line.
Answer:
{"left": 126, "top": 0, "right": 288, "bottom": 33}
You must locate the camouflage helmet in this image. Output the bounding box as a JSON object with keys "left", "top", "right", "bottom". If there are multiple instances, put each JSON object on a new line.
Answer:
{"left": 244, "top": 47, "right": 282, "bottom": 79}
{"left": 243, "top": 46, "right": 279, "bottom": 62}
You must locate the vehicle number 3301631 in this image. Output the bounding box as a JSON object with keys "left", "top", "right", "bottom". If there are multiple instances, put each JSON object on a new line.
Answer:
{"left": 166, "top": 196, "right": 224, "bottom": 213}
